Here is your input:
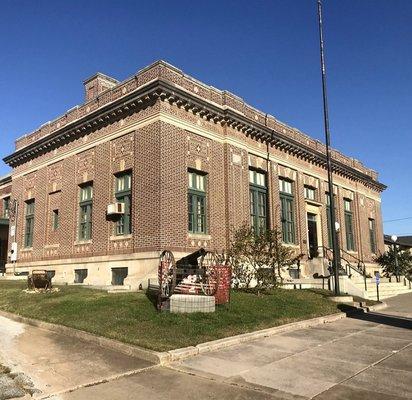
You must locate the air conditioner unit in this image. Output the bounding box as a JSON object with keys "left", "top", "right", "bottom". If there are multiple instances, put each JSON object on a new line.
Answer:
{"left": 107, "top": 203, "right": 125, "bottom": 215}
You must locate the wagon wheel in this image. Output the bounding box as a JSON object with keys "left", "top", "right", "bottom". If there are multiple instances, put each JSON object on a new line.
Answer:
{"left": 158, "top": 250, "right": 176, "bottom": 298}
{"left": 198, "top": 252, "right": 219, "bottom": 296}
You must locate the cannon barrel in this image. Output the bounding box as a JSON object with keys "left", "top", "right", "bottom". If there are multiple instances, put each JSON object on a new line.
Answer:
{"left": 176, "top": 248, "right": 207, "bottom": 268}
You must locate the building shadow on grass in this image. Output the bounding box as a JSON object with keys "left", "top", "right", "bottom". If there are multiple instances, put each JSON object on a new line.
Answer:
{"left": 337, "top": 304, "right": 412, "bottom": 330}
{"left": 145, "top": 288, "right": 158, "bottom": 310}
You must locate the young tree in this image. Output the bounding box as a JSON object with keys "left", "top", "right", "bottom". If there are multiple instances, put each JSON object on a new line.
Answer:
{"left": 228, "top": 224, "right": 296, "bottom": 291}
{"left": 374, "top": 247, "right": 412, "bottom": 280}
{"left": 228, "top": 225, "right": 256, "bottom": 289}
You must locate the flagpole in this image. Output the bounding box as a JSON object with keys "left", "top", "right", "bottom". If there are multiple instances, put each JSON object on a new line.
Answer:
{"left": 317, "top": 0, "right": 341, "bottom": 295}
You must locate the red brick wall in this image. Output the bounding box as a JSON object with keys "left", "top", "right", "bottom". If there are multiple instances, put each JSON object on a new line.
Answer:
{"left": 8, "top": 98, "right": 384, "bottom": 268}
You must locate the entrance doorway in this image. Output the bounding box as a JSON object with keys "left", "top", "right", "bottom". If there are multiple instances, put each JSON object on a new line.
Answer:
{"left": 0, "top": 222, "right": 9, "bottom": 275}
{"left": 307, "top": 213, "right": 318, "bottom": 259}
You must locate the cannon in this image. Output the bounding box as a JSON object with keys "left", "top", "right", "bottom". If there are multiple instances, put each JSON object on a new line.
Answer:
{"left": 27, "top": 270, "right": 53, "bottom": 290}
{"left": 156, "top": 249, "right": 221, "bottom": 310}
{"left": 176, "top": 248, "right": 207, "bottom": 269}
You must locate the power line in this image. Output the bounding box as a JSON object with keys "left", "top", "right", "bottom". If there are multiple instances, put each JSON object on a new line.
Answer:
{"left": 383, "top": 216, "right": 412, "bottom": 223}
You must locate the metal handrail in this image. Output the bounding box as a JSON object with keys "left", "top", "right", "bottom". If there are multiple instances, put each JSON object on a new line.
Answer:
{"left": 320, "top": 245, "right": 368, "bottom": 291}
{"left": 339, "top": 248, "right": 367, "bottom": 275}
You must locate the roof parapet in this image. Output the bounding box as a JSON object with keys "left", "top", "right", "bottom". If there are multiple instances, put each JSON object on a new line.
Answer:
{"left": 83, "top": 72, "right": 119, "bottom": 101}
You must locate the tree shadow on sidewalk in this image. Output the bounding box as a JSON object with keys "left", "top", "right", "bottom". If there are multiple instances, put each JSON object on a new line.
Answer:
{"left": 337, "top": 304, "right": 412, "bottom": 330}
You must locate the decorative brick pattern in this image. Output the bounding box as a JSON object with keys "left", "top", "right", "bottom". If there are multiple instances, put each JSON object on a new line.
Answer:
{"left": 3, "top": 62, "right": 386, "bottom": 282}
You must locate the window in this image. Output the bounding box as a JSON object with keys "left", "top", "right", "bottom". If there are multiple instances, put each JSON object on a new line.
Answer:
{"left": 279, "top": 178, "right": 295, "bottom": 244}
{"left": 112, "top": 267, "right": 128, "bottom": 285}
{"left": 46, "top": 270, "right": 55, "bottom": 280}
{"left": 24, "top": 200, "right": 35, "bottom": 248}
{"left": 52, "top": 210, "right": 59, "bottom": 231}
{"left": 74, "top": 269, "right": 88, "bottom": 284}
{"left": 188, "top": 171, "right": 207, "bottom": 234}
{"left": 2, "top": 197, "right": 10, "bottom": 219}
{"left": 344, "top": 199, "right": 355, "bottom": 251}
{"left": 79, "top": 184, "right": 93, "bottom": 241}
{"left": 369, "top": 218, "right": 377, "bottom": 254}
{"left": 279, "top": 179, "right": 292, "bottom": 194}
{"left": 249, "top": 170, "right": 267, "bottom": 234}
{"left": 115, "top": 172, "right": 132, "bottom": 235}
{"left": 304, "top": 186, "right": 316, "bottom": 201}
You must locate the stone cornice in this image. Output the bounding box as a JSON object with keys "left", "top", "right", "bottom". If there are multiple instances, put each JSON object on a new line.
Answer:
{"left": 3, "top": 61, "right": 386, "bottom": 192}
{"left": 0, "top": 174, "right": 12, "bottom": 188}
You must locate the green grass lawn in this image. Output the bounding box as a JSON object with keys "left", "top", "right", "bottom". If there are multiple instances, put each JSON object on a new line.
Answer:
{"left": 0, "top": 281, "right": 340, "bottom": 351}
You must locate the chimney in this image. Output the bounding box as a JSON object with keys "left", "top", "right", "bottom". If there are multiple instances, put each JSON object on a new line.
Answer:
{"left": 83, "top": 72, "right": 119, "bottom": 101}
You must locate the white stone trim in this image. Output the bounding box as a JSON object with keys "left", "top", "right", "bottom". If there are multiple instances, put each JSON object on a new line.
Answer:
{"left": 13, "top": 110, "right": 382, "bottom": 203}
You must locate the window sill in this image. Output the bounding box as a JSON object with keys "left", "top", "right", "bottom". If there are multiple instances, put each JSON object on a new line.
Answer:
{"left": 74, "top": 240, "right": 93, "bottom": 245}
{"left": 283, "top": 243, "right": 300, "bottom": 249}
{"left": 21, "top": 247, "right": 33, "bottom": 252}
{"left": 110, "top": 234, "right": 133, "bottom": 241}
{"left": 188, "top": 233, "right": 211, "bottom": 240}
{"left": 305, "top": 199, "right": 322, "bottom": 207}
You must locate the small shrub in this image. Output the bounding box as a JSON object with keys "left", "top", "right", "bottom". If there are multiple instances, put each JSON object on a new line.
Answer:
{"left": 228, "top": 225, "right": 297, "bottom": 291}
{"left": 374, "top": 247, "right": 412, "bottom": 279}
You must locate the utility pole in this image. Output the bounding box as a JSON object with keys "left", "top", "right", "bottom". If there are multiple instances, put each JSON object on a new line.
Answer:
{"left": 317, "top": 0, "right": 341, "bottom": 295}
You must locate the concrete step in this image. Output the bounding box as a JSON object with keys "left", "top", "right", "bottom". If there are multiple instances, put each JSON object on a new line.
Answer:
{"left": 366, "top": 289, "right": 412, "bottom": 300}
{"left": 367, "top": 293, "right": 404, "bottom": 300}
{"left": 364, "top": 287, "right": 412, "bottom": 294}
{"left": 353, "top": 281, "right": 411, "bottom": 290}
{"left": 283, "top": 283, "right": 331, "bottom": 290}
{"left": 368, "top": 285, "right": 412, "bottom": 293}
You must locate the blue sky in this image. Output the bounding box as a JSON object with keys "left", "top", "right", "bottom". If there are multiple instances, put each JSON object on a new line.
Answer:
{"left": 0, "top": 0, "right": 411, "bottom": 235}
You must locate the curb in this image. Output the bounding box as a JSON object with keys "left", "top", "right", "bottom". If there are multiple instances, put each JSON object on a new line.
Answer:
{"left": 363, "top": 301, "right": 388, "bottom": 312}
{"left": 161, "top": 302, "right": 391, "bottom": 363}
{"left": 0, "top": 310, "right": 164, "bottom": 365}
{"left": 159, "top": 312, "right": 347, "bottom": 363}
{"left": 0, "top": 309, "right": 347, "bottom": 365}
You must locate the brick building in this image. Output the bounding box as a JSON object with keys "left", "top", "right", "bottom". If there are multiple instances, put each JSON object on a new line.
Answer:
{"left": 2, "top": 61, "right": 386, "bottom": 287}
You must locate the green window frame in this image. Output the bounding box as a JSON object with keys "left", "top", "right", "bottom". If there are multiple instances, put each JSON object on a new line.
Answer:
{"left": 279, "top": 178, "right": 295, "bottom": 244}
{"left": 344, "top": 199, "right": 355, "bottom": 251}
{"left": 52, "top": 209, "right": 59, "bottom": 231}
{"left": 24, "top": 200, "right": 35, "bottom": 248}
{"left": 115, "top": 172, "right": 132, "bottom": 236}
{"left": 188, "top": 170, "right": 207, "bottom": 234}
{"left": 304, "top": 186, "right": 316, "bottom": 201}
{"left": 369, "top": 218, "right": 377, "bottom": 254}
{"left": 249, "top": 170, "right": 267, "bottom": 234}
{"left": 79, "top": 184, "right": 93, "bottom": 241}
{"left": 3, "top": 197, "right": 10, "bottom": 219}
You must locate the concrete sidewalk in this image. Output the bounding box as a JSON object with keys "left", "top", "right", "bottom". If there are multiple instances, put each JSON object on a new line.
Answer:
{"left": 1, "top": 293, "right": 411, "bottom": 399}
{"left": 171, "top": 292, "right": 412, "bottom": 399}
{"left": 0, "top": 316, "right": 153, "bottom": 398}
